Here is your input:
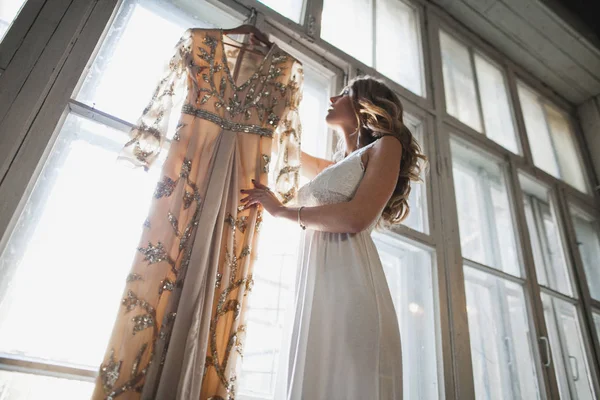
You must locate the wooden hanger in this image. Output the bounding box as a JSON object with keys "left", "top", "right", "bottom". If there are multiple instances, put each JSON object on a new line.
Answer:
{"left": 222, "top": 24, "right": 273, "bottom": 48}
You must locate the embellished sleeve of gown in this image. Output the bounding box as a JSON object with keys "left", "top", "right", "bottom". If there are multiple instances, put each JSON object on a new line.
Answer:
{"left": 270, "top": 59, "right": 303, "bottom": 204}
{"left": 118, "top": 29, "right": 193, "bottom": 170}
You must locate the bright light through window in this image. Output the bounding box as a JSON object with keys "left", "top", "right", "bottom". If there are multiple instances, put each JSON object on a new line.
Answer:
{"left": 374, "top": 234, "right": 439, "bottom": 399}
{"left": 517, "top": 83, "right": 588, "bottom": 193}
{"left": 257, "top": 0, "right": 304, "bottom": 23}
{"left": 0, "top": 0, "right": 27, "bottom": 43}
{"left": 322, "top": 0, "right": 424, "bottom": 96}
{"left": 0, "top": 113, "right": 164, "bottom": 368}
{"left": 451, "top": 141, "right": 520, "bottom": 276}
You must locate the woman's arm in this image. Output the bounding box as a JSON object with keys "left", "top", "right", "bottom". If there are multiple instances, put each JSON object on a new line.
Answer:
{"left": 275, "top": 137, "right": 402, "bottom": 233}
{"left": 300, "top": 151, "right": 334, "bottom": 180}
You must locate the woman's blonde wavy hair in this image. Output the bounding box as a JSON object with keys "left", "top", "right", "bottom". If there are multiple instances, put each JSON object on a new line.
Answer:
{"left": 335, "top": 75, "right": 428, "bottom": 227}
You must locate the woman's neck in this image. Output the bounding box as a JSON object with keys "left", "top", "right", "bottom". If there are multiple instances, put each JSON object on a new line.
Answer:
{"left": 340, "top": 124, "right": 359, "bottom": 155}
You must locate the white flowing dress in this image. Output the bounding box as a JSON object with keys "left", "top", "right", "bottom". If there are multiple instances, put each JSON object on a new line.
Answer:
{"left": 275, "top": 142, "right": 403, "bottom": 400}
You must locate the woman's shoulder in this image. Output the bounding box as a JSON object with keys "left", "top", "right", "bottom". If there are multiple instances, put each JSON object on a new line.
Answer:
{"left": 362, "top": 136, "right": 402, "bottom": 169}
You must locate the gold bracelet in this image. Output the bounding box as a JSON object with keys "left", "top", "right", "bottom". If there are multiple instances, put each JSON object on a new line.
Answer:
{"left": 298, "top": 206, "right": 306, "bottom": 230}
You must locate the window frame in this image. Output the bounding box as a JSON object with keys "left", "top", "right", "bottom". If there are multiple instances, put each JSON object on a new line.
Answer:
{"left": 0, "top": 0, "right": 598, "bottom": 399}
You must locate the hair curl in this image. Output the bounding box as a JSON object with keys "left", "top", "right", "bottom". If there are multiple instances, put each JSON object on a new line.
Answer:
{"left": 336, "top": 75, "right": 428, "bottom": 227}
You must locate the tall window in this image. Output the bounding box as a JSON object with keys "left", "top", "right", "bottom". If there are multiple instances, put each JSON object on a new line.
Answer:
{"left": 520, "top": 176, "right": 597, "bottom": 399}
{"left": 0, "top": 0, "right": 239, "bottom": 394}
{"left": 440, "top": 31, "right": 519, "bottom": 153}
{"left": 451, "top": 140, "right": 542, "bottom": 399}
{"left": 517, "top": 83, "right": 589, "bottom": 193}
{"left": 321, "top": 0, "right": 424, "bottom": 96}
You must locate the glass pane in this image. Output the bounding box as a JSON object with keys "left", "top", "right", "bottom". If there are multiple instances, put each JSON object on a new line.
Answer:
{"left": 0, "top": 113, "right": 164, "bottom": 367}
{"left": 517, "top": 83, "right": 560, "bottom": 177}
{"left": 451, "top": 141, "right": 520, "bottom": 276}
{"left": 474, "top": 54, "right": 519, "bottom": 153}
{"left": 257, "top": 0, "right": 304, "bottom": 23}
{"left": 321, "top": 0, "right": 373, "bottom": 66}
{"left": 0, "top": 0, "right": 27, "bottom": 43}
{"left": 440, "top": 31, "right": 482, "bottom": 132}
{"left": 0, "top": 370, "right": 94, "bottom": 399}
{"left": 374, "top": 234, "right": 439, "bottom": 399}
{"left": 75, "top": 0, "right": 239, "bottom": 124}
{"left": 518, "top": 83, "right": 588, "bottom": 192}
{"left": 464, "top": 266, "right": 541, "bottom": 400}
{"left": 375, "top": 0, "right": 423, "bottom": 96}
{"left": 542, "top": 293, "right": 596, "bottom": 400}
{"left": 299, "top": 65, "right": 332, "bottom": 161}
{"left": 520, "top": 176, "right": 573, "bottom": 296}
{"left": 544, "top": 104, "right": 588, "bottom": 193}
{"left": 571, "top": 211, "right": 600, "bottom": 301}
{"left": 403, "top": 118, "right": 427, "bottom": 233}
{"left": 238, "top": 214, "right": 300, "bottom": 398}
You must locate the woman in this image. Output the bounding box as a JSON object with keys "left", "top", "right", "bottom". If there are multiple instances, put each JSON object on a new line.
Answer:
{"left": 241, "top": 76, "right": 426, "bottom": 399}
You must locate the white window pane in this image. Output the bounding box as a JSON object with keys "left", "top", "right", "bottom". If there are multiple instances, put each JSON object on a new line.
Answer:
{"left": 238, "top": 213, "right": 300, "bottom": 398}
{"left": 452, "top": 142, "right": 520, "bottom": 276}
{"left": 257, "top": 0, "right": 304, "bottom": 22}
{"left": 0, "top": 113, "right": 164, "bottom": 367}
{"left": 542, "top": 293, "right": 597, "bottom": 400}
{"left": 0, "top": 370, "right": 94, "bottom": 399}
{"left": 402, "top": 117, "right": 428, "bottom": 233}
{"left": 299, "top": 65, "right": 332, "bottom": 160}
{"left": 0, "top": 0, "right": 27, "bottom": 43}
{"left": 375, "top": 0, "right": 423, "bottom": 96}
{"left": 571, "top": 211, "right": 600, "bottom": 301}
{"left": 544, "top": 104, "right": 588, "bottom": 193}
{"left": 374, "top": 234, "right": 439, "bottom": 399}
{"left": 474, "top": 55, "right": 519, "bottom": 153}
{"left": 464, "top": 267, "right": 541, "bottom": 400}
{"left": 75, "top": 0, "right": 238, "bottom": 124}
{"left": 321, "top": 0, "right": 373, "bottom": 66}
{"left": 520, "top": 177, "right": 573, "bottom": 296}
{"left": 518, "top": 83, "right": 588, "bottom": 192}
{"left": 440, "top": 31, "right": 482, "bottom": 132}
{"left": 517, "top": 84, "right": 560, "bottom": 177}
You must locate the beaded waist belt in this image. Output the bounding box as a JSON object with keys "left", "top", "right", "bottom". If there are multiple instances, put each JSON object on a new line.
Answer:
{"left": 181, "top": 104, "right": 274, "bottom": 138}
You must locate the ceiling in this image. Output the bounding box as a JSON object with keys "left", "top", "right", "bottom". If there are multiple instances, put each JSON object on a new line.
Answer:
{"left": 431, "top": 0, "right": 600, "bottom": 105}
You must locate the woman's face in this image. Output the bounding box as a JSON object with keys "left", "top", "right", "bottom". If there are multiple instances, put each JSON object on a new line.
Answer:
{"left": 325, "top": 87, "right": 356, "bottom": 130}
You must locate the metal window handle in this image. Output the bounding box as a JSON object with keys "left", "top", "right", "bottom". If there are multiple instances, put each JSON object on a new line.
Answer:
{"left": 504, "top": 337, "right": 513, "bottom": 366}
{"left": 569, "top": 355, "right": 580, "bottom": 382}
{"left": 540, "top": 336, "right": 551, "bottom": 367}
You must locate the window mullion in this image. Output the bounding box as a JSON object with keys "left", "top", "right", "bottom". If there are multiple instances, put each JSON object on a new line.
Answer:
{"left": 505, "top": 68, "right": 533, "bottom": 163}
{"left": 469, "top": 50, "right": 485, "bottom": 136}
{"left": 0, "top": 354, "right": 97, "bottom": 381}
{"left": 554, "top": 187, "right": 600, "bottom": 390}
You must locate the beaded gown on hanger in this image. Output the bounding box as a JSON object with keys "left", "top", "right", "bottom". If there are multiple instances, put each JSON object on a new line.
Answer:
{"left": 93, "top": 28, "right": 303, "bottom": 400}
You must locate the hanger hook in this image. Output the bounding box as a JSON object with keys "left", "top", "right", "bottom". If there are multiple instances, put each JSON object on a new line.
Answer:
{"left": 245, "top": 7, "right": 258, "bottom": 26}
